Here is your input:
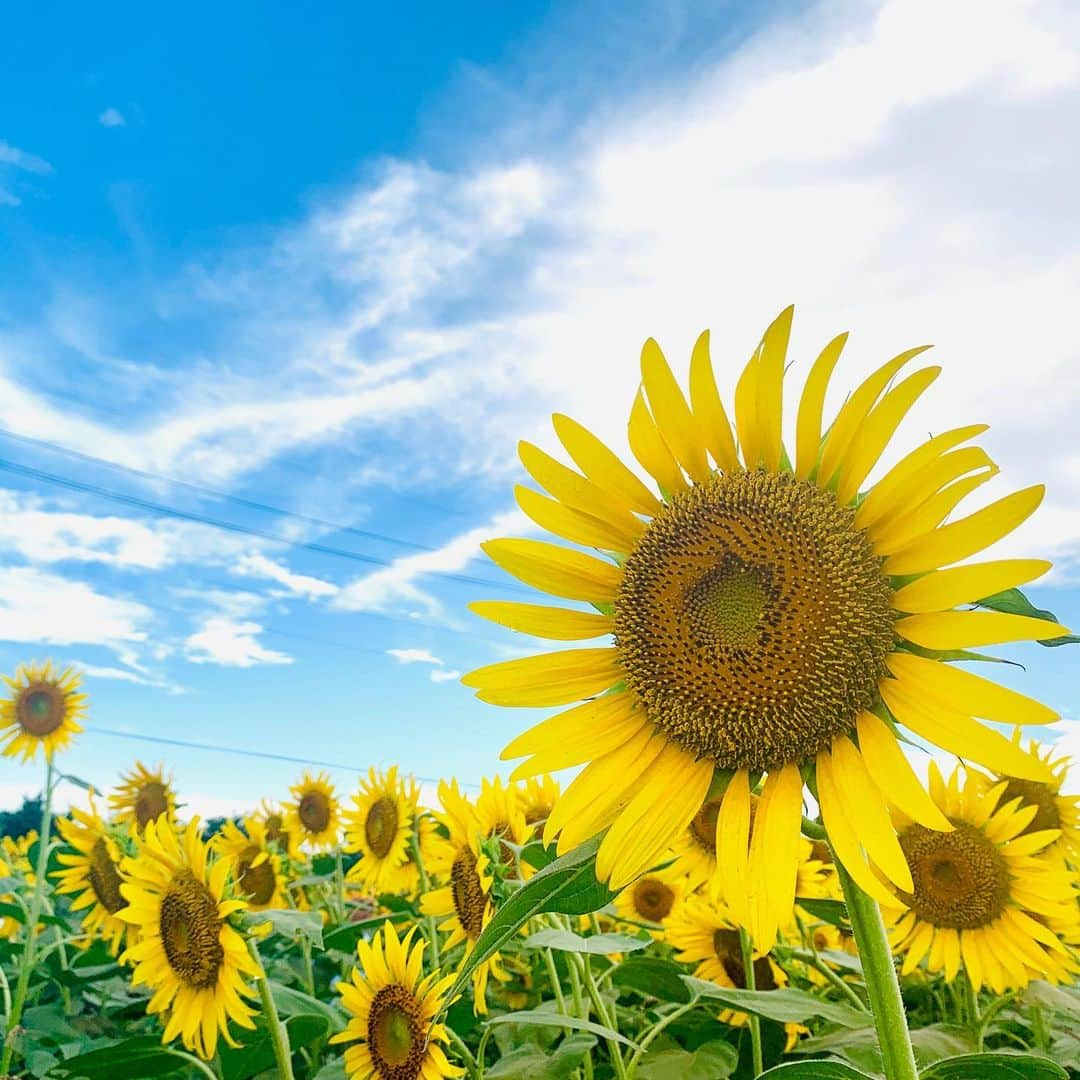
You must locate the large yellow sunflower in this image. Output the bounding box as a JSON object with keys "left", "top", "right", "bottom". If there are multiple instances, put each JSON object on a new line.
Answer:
{"left": 0, "top": 661, "right": 86, "bottom": 761}
{"left": 331, "top": 921, "right": 464, "bottom": 1080}
{"left": 214, "top": 817, "right": 289, "bottom": 911}
{"left": 285, "top": 771, "right": 341, "bottom": 851}
{"left": 118, "top": 819, "right": 259, "bottom": 1059}
{"left": 464, "top": 307, "right": 1067, "bottom": 945}
{"left": 344, "top": 767, "right": 419, "bottom": 894}
{"left": 884, "top": 761, "right": 1079, "bottom": 993}
{"left": 109, "top": 762, "right": 177, "bottom": 834}
{"left": 54, "top": 796, "right": 131, "bottom": 955}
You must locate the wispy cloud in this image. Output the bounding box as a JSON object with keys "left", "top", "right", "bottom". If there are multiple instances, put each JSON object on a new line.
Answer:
{"left": 0, "top": 140, "right": 53, "bottom": 174}
{"left": 430, "top": 667, "right": 461, "bottom": 684}
{"left": 98, "top": 107, "right": 126, "bottom": 128}
{"left": 387, "top": 647, "right": 443, "bottom": 665}
{"left": 184, "top": 617, "right": 292, "bottom": 667}
{"left": 232, "top": 552, "right": 339, "bottom": 599}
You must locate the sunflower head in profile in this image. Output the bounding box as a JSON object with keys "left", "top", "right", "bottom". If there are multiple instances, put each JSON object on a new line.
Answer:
{"left": 885, "top": 760, "right": 1080, "bottom": 993}
{"left": 343, "top": 766, "right": 418, "bottom": 894}
{"left": 286, "top": 771, "right": 341, "bottom": 851}
{"left": 118, "top": 818, "right": 259, "bottom": 1059}
{"left": 53, "top": 794, "right": 131, "bottom": 955}
{"left": 331, "top": 921, "right": 464, "bottom": 1080}
{"left": 464, "top": 307, "right": 1070, "bottom": 945}
{"left": 420, "top": 780, "right": 508, "bottom": 1015}
{"left": 109, "top": 761, "right": 177, "bottom": 835}
{"left": 0, "top": 661, "right": 87, "bottom": 762}
{"left": 254, "top": 798, "right": 299, "bottom": 860}
{"left": 613, "top": 861, "right": 686, "bottom": 936}
{"left": 214, "top": 817, "right": 288, "bottom": 911}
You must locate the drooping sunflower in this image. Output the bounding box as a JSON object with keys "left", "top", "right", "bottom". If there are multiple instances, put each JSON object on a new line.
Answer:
{"left": 285, "top": 771, "right": 341, "bottom": 851}
{"left": 344, "top": 767, "right": 419, "bottom": 894}
{"left": 331, "top": 921, "right": 464, "bottom": 1080}
{"left": 110, "top": 762, "right": 177, "bottom": 834}
{"left": 464, "top": 307, "right": 1068, "bottom": 945}
{"left": 884, "top": 761, "right": 1080, "bottom": 992}
{"left": 613, "top": 861, "right": 686, "bottom": 935}
{"left": 419, "top": 780, "right": 508, "bottom": 1015}
{"left": 214, "top": 817, "right": 289, "bottom": 911}
{"left": 0, "top": 661, "right": 86, "bottom": 761}
{"left": 53, "top": 796, "right": 131, "bottom": 955}
{"left": 118, "top": 818, "right": 259, "bottom": 1059}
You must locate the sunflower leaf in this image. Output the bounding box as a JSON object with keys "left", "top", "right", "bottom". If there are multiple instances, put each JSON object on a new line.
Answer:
{"left": 920, "top": 1053, "right": 1068, "bottom": 1079}
{"left": 681, "top": 979, "right": 872, "bottom": 1029}
{"left": 523, "top": 928, "right": 650, "bottom": 954}
{"left": 976, "top": 589, "right": 1080, "bottom": 647}
{"left": 485, "top": 1009, "right": 638, "bottom": 1049}
{"left": 244, "top": 907, "right": 324, "bottom": 949}
{"left": 758, "top": 1063, "right": 875, "bottom": 1079}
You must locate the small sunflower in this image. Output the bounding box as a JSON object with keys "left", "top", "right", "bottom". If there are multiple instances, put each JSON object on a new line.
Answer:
{"left": 253, "top": 799, "right": 300, "bottom": 859}
{"left": 885, "top": 761, "right": 1080, "bottom": 992}
{"left": 475, "top": 776, "right": 531, "bottom": 870}
{"left": 118, "top": 819, "right": 258, "bottom": 1059}
{"left": 54, "top": 795, "right": 131, "bottom": 955}
{"left": 420, "top": 781, "right": 508, "bottom": 1014}
{"left": 0, "top": 661, "right": 86, "bottom": 761}
{"left": 613, "top": 861, "right": 686, "bottom": 935}
{"left": 285, "top": 771, "right": 341, "bottom": 851}
{"left": 344, "top": 767, "right": 419, "bottom": 894}
{"left": 214, "top": 817, "right": 289, "bottom": 911}
{"left": 519, "top": 775, "right": 560, "bottom": 834}
{"left": 465, "top": 307, "right": 1068, "bottom": 945}
{"left": 331, "top": 921, "right": 464, "bottom": 1080}
{"left": 110, "top": 762, "right": 177, "bottom": 834}
{"left": 0, "top": 852, "right": 19, "bottom": 939}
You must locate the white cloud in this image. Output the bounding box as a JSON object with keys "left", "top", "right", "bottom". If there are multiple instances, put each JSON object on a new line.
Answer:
{"left": 184, "top": 617, "right": 292, "bottom": 667}
{"left": 70, "top": 660, "right": 183, "bottom": 693}
{"left": 98, "top": 107, "right": 125, "bottom": 128}
{"left": 430, "top": 667, "right": 461, "bottom": 683}
{"left": 387, "top": 647, "right": 443, "bottom": 665}
{"left": 232, "top": 552, "right": 339, "bottom": 599}
{"left": 1051, "top": 720, "right": 1080, "bottom": 794}
{"left": 0, "top": 140, "right": 52, "bottom": 174}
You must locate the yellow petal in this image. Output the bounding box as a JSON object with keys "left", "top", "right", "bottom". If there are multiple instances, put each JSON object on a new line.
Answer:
{"left": 470, "top": 600, "right": 613, "bottom": 641}
{"left": 502, "top": 691, "right": 640, "bottom": 758}
{"left": 689, "top": 330, "right": 739, "bottom": 473}
{"left": 515, "top": 485, "right": 640, "bottom": 552}
{"left": 716, "top": 769, "right": 752, "bottom": 927}
{"left": 464, "top": 647, "right": 622, "bottom": 707}
{"left": 794, "top": 333, "right": 847, "bottom": 480}
{"left": 733, "top": 343, "right": 761, "bottom": 470}
{"left": 884, "top": 651, "right": 1058, "bottom": 728}
{"left": 753, "top": 305, "right": 794, "bottom": 473}
{"left": 628, "top": 390, "right": 686, "bottom": 496}
{"left": 552, "top": 413, "right": 661, "bottom": 516}
{"left": 746, "top": 762, "right": 803, "bottom": 947}
{"left": 482, "top": 539, "right": 621, "bottom": 604}
{"left": 883, "top": 485, "right": 1045, "bottom": 576}
{"left": 895, "top": 611, "right": 1071, "bottom": 649}
{"left": 641, "top": 338, "right": 710, "bottom": 483}
{"left": 890, "top": 560, "right": 1052, "bottom": 614}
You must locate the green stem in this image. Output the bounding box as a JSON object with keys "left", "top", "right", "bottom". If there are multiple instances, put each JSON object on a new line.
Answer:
{"left": 445, "top": 1025, "right": 478, "bottom": 1079}
{"left": 578, "top": 953, "right": 628, "bottom": 1080}
{"left": 475, "top": 1026, "right": 494, "bottom": 1080}
{"left": 1, "top": 758, "right": 56, "bottom": 1075}
{"left": 975, "top": 994, "right": 1012, "bottom": 1051}
{"left": 739, "top": 928, "right": 764, "bottom": 1077}
{"left": 564, "top": 952, "right": 593, "bottom": 1080}
{"left": 542, "top": 947, "right": 569, "bottom": 1020}
{"left": 162, "top": 1047, "right": 221, "bottom": 1080}
{"left": 627, "top": 997, "right": 701, "bottom": 1076}
{"left": 248, "top": 937, "right": 295, "bottom": 1080}
{"left": 411, "top": 821, "right": 441, "bottom": 970}
{"left": 835, "top": 861, "right": 918, "bottom": 1080}
{"left": 784, "top": 948, "right": 869, "bottom": 1012}
{"left": 333, "top": 849, "right": 346, "bottom": 923}
{"left": 1030, "top": 1003, "right": 1048, "bottom": 1052}
{"left": 963, "top": 974, "right": 980, "bottom": 1040}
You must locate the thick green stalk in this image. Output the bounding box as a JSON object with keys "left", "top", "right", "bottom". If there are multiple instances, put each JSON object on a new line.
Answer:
{"left": 248, "top": 937, "right": 295, "bottom": 1080}
{"left": 835, "top": 861, "right": 918, "bottom": 1080}
{"left": 739, "top": 927, "right": 764, "bottom": 1077}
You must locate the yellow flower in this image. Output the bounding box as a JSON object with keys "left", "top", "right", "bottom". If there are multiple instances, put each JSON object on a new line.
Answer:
{"left": 253, "top": 799, "right": 299, "bottom": 860}
{"left": 109, "top": 762, "right": 177, "bottom": 834}
{"left": 475, "top": 776, "right": 531, "bottom": 871}
{"left": 0, "top": 852, "right": 19, "bottom": 939}
{"left": 214, "top": 817, "right": 289, "bottom": 911}
{"left": 885, "top": 761, "right": 1080, "bottom": 993}
{"left": 344, "top": 767, "right": 420, "bottom": 894}
{"left": 464, "top": 307, "right": 1066, "bottom": 945}
{"left": 613, "top": 861, "right": 686, "bottom": 936}
{"left": 285, "top": 771, "right": 341, "bottom": 851}
{"left": 331, "top": 921, "right": 464, "bottom": 1080}
{"left": 519, "top": 775, "right": 560, "bottom": 835}
{"left": 0, "top": 661, "right": 86, "bottom": 761}
{"left": 118, "top": 819, "right": 258, "bottom": 1059}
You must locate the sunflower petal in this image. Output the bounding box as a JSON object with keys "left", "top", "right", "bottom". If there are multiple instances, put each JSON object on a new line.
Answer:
{"left": 794, "top": 333, "right": 847, "bottom": 480}
{"left": 689, "top": 330, "right": 739, "bottom": 473}
{"left": 515, "top": 485, "right": 640, "bottom": 552}
{"left": 641, "top": 338, "right": 710, "bottom": 483}
{"left": 746, "top": 762, "right": 803, "bottom": 947}
{"left": 465, "top": 648, "right": 622, "bottom": 707}
{"left": 895, "top": 611, "right": 1071, "bottom": 649}
{"left": 716, "top": 769, "right": 752, "bottom": 927}
{"left": 470, "top": 600, "right": 613, "bottom": 641}
{"left": 482, "top": 539, "right": 621, "bottom": 604}
{"left": 628, "top": 390, "right": 686, "bottom": 495}
{"left": 754, "top": 305, "right": 793, "bottom": 473}
{"left": 890, "top": 560, "right": 1052, "bottom": 614}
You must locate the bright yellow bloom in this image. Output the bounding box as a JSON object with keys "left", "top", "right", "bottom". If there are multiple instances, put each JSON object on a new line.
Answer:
{"left": 519, "top": 775, "right": 560, "bottom": 835}
{"left": 109, "top": 762, "right": 177, "bottom": 835}
{"left": 0, "top": 661, "right": 86, "bottom": 761}
{"left": 331, "top": 921, "right": 463, "bottom": 1080}
{"left": 464, "top": 307, "right": 1066, "bottom": 945}
{"left": 118, "top": 819, "right": 258, "bottom": 1059}
{"left": 613, "top": 861, "right": 687, "bottom": 935}
{"left": 474, "top": 776, "right": 531, "bottom": 871}
{"left": 214, "top": 817, "right": 289, "bottom": 911}
{"left": 344, "top": 767, "right": 420, "bottom": 894}
{"left": 252, "top": 799, "right": 300, "bottom": 860}
{"left": 285, "top": 771, "right": 341, "bottom": 851}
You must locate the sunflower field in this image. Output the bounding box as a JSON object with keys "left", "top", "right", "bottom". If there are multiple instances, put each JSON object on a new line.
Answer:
{"left": 1, "top": 309, "right": 1078, "bottom": 1080}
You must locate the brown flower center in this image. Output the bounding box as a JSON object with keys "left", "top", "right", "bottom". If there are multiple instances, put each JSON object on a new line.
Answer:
{"left": 367, "top": 983, "right": 426, "bottom": 1079}
{"left": 365, "top": 797, "right": 400, "bottom": 859}
{"left": 135, "top": 782, "right": 170, "bottom": 829}
{"left": 16, "top": 685, "right": 65, "bottom": 737}
{"left": 159, "top": 870, "right": 224, "bottom": 989}
{"left": 450, "top": 848, "right": 487, "bottom": 939}
{"left": 632, "top": 877, "right": 676, "bottom": 922}
{"left": 299, "top": 791, "right": 331, "bottom": 834}
{"left": 690, "top": 797, "right": 722, "bottom": 854}
{"left": 999, "top": 777, "right": 1061, "bottom": 835}
{"left": 713, "top": 928, "right": 777, "bottom": 990}
{"left": 238, "top": 844, "right": 277, "bottom": 907}
{"left": 88, "top": 837, "right": 126, "bottom": 914}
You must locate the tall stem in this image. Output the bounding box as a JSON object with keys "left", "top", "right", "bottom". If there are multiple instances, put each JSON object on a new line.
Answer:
{"left": 739, "top": 928, "right": 764, "bottom": 1077}
{"left": 248, "top": 937, "right": 295, "bottom": 1080}
{"left": 411, "top": 821, "right": 440, "bottom": 970}
{"left": 835, "top": 861, "right": 918, "bottom": 1080}
{"left": 1, "top": 759, "right": 55, "bottom": 1075}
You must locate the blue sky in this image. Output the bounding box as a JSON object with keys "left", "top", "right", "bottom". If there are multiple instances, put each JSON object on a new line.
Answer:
{"left": 1, "top": 0, "right": 1078, "bottom": 816}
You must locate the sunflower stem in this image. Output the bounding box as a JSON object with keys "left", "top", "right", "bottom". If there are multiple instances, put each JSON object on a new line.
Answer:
{"left": 579, "top": 952, "right": 628, "bottom": 1080}
{"left": 445, "top": 1025, "right": 479, "bottom": 1078}
{"left": 835, "top": 860, "right": 918, "bottom": 1080}
{"left": 563, "top": 948, "right": 594, "bottom": 1080}
{"left": 1, "top": 758, "right": 56, "bottom": 1075}
{"left": 739, "top": 927, "right": 764, "bottom": 1076}
{"left": 783, "top": 948, "right": 869, "bottom": 1012}
{"left": 248, "top": 937, "right": 295, "bottom": 1080}
{"left": 410, "top": 819, "right": 441, "bottom": 971}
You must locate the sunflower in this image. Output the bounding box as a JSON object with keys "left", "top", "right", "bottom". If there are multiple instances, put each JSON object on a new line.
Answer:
{"left": 884, "top": 761, "right": 1080, "bottom": 992}
{"left": 344, "top": 767, "right": 419, "bottom": 894}
{"left": 53, "top": 795, "right": 131, "bottom": 955}
{"left": 214, "top": 817, "right": 289, "bottom": 911}
{"left": 519, "top": 775, "right": 560, "bottom": 834}
{"left": 613, "top": 861, "right": 686, "bottom": 935}
{"left": 253, "top": 799, "right": 300, "bottom": 860}
{"left": 285, "top": 771, "right": 341, "bottom": 851}
{"left": 118, "top": 818, "right": 259, "bottom": 1059}
{"left": 331, "top": 920, "right": 463, "bottom": 1080}
{"left": 0, "top": 852, "right": 19, "bottom": 939}
{"left": 110, "top": 762, "right": 177, "bottom": 834}
{"left": 0, "top": 661, "right": 86, "bottom": 761}
{"left": 419, "top": 780, "right": 508, "bottom": 1014}
{"left": 475, "top": 776, "right": 531, "bottom": 870}
{"left": 464, "top": 307, "right": 1068, "bottom": 945}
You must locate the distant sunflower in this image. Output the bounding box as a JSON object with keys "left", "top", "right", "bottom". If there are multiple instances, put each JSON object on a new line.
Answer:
{"left": 613, "top": 862, "right": 686, "bottom": 935}
{"left": 110, "top": 762, "right": 176, "bottom": 834}
{"left": 885, "top": 762, "right": 1080, "bottom": 992}
{"left": 254, "top": 799, "right": 299, "bottom": 860}
{"left": 331, "top": 921, "right": 463, "bottom": 1080}
{"left": 475, "top": 776, "right": 531, "bottom": 869}
{"left": 0, "top": 853, "right": 18, "bottom": 939}
{"left": 214, "top": 817, "right": 288, "bottom": 911}
{"left": 0, "top": 661, "right": 86, "bottom": 761}
{"left": 465, "top": 307, "right": 1067, "bottom": 944}
{"left": 54, "top": 796, "right": 131, "bottom": 955}
{"left": 119, "top": 819, "right": 258, "bottom": 1059}
{"left": 344, "top": 767, "right": 418, "bottom": 894}
{"left": 286, "top": 771, "right": 341, "bottom": 851}
{"left": 519, "top": 775, "right": 560, "bottom": 835}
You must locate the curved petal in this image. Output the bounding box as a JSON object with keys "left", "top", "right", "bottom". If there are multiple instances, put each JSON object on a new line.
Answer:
{"left": 502, "top": 690, "right": 641, "bottom": 759}
{"left": 715, "top": 768, "right": 751, "bottom": 926}
{"left": 895, "top": 610, "right": 1070, "bottom": 649}
{"left": 482, "top": 539, "right": 621, "bottom": 604}
{"left": 515, "top": 485, "right": 641, "bottom": 552}
{"left": 689, "top": 329, "right": 740, "bottom": 473}
{"left": 746, "top": 762, "right": 803, "bottom": 947}
{"left": 465, "top": 647, "right": 623, "bottom": 707}
{"left": 470, "top": 600, "right": 613, "bottom": 641}
{"left": 753, "top": 305, "right": 793, "bottom": 473}
{"left": 641, "top": 338, "right": 710, "bottom": 482}
{"left": 628, "top": 390, "right": 686, "bottom": 496}
{"left": 890, "top": 560, "right": 1052, "bottom": 614}
{"left": 794, "top": 333, "right": 847, "bottom": 480}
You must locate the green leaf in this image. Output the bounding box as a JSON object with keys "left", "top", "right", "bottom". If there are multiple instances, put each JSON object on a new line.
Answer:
{"left": 270, "top": 982, "right": 346, "bottom": 1034}
{"left": 1024, "top": 980, "right": 1080, "bottom": 1020}
{"left": 486, "top": 1034, "right": 597, "bottom": 1079}
{"left": 796, "top": 1023, "right": 974, "bottom": 1072}
{"left": 218, "top": 1014, "right": 329, "bottom": 1080}
{"left": 920, "top": 1053, "right": 1068, "bottom": 1079}
{"left": 758, "top": 1063, "right": 875, "bottom": 1079}
{"left": 682, "top": 980, "right": 872, "bottom": 1028}
{"left": 610, "top": 957, "right": 693, "bottom": 1004}
{"left": 636, "top": 1039, "right": 740, "bottom": 1080}
{"left": 244, "top": 907, "right": 324, "bottom": 949}
{"left": 58, "top": 773, "right": 96, "bottom": 791}
{"left": 485, "top": 1009, "right": 638, "bottom": 1049}
{"left": 0, "top": 901, "right": 67, "bottom": 928}
{"left": 322, "top": 911, "right": 410, "bottom": 953}
{"left": 795, "top": 897, "right": 849, "bottom": 927}
{"left": 312, "top": 1061, "right": 349, "bottom": 1080}
{"left": 977, "top": 589, "right": 1080, "bottom": 647}
{"left": 524, "top": 928, "right": 650, "bottom": 955}
{"left": 44, "top": 1036, "right": 191, "bottom": 1079}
